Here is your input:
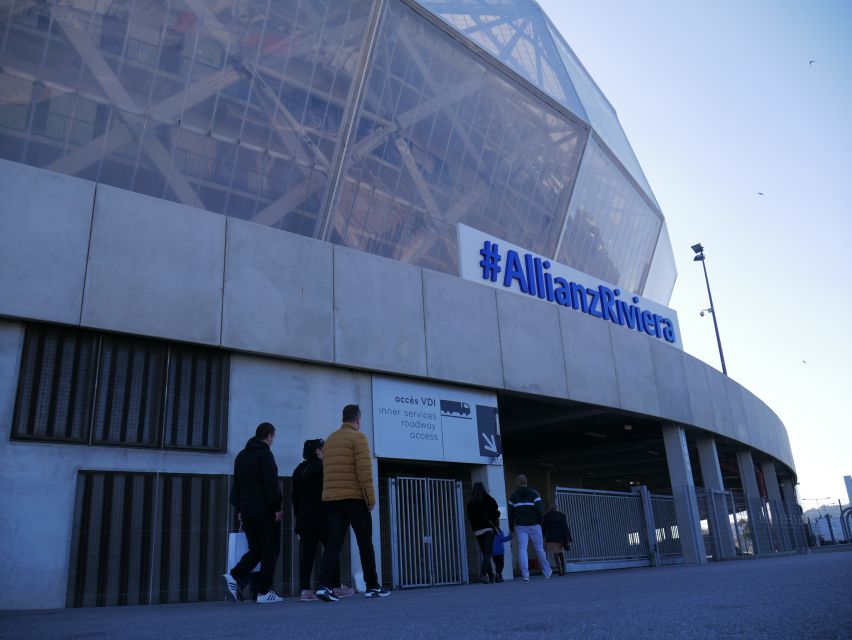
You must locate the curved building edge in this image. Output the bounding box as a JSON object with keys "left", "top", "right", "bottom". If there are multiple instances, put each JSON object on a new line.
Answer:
{"left": 0, "top": 160, "right": 796, "bottom": 475}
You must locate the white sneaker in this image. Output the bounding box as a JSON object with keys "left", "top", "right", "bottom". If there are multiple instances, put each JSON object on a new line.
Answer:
{"left": 544, "top": 569, "right": 553, "bottom": 579}
{"left": 222, "top": 573, "right": 239, "bottom": 602}
{"left": 256, "top": 590, "right": 284, "bottom": 603}
{"left": 522, "top": 576, "right": 530, "bottom": 582}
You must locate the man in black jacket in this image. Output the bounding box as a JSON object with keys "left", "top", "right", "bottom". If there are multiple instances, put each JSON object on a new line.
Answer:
{"left": 223, "top": 422, "right": 284, "bottom": 603}
{"left": 508, "top": 474, "right": 552, "bottom": 581}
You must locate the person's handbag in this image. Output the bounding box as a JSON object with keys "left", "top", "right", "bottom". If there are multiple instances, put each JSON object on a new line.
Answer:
{"left": 227, "top": 526, "right": 260, "bottom": 572}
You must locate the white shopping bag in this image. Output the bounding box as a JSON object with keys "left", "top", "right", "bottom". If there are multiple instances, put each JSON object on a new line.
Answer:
{"left": 227, "top": 530, "right": 260, "bottom": 572}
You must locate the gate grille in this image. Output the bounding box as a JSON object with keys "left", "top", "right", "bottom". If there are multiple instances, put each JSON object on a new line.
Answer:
{"left": 388, "top": 477, "right": 468, "bottom": 589}
{"left": 556, "top": 487, "right": 650, "bottom": 563}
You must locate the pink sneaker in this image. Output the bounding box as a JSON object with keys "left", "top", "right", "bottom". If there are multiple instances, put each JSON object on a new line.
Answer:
{"left": 300, "top": 589, "right": 319, "bottom": 602}
{"left": 332, "top": 585, "right": 355, "bottom": 598}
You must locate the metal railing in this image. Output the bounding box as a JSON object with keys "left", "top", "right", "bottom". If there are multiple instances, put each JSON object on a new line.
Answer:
{"left": 694, "top": 488, "right": 806, "bottom": 559}
{"left": 649, "top": 494, "right": 683, "bottom": 562}
{"left": 555, "top": 487, "right": 652, "bottom": 566}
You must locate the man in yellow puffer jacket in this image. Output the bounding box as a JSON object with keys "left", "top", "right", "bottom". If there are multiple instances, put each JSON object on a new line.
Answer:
{"left": 315, "top": 405, "right": 390, "bottom": 601}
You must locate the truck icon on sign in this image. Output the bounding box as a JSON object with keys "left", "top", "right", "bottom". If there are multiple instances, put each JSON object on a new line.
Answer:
{"left": 440, "top": 400, "right": 471, "bottom": 416}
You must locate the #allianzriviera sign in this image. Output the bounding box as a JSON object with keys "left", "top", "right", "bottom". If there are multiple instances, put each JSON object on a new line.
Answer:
{"left": 457, "top": 224, "right": 682, "bottom": 349}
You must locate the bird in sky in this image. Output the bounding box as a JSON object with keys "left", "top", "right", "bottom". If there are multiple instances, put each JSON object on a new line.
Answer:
{"left": 801, "top": 360, "right": 807, "bottom": 365}
{"left": 758, "top": 192, "right": 765, "bottom": 196}
{"left": 809, "top": 60, "right": 816, "bottom": 65}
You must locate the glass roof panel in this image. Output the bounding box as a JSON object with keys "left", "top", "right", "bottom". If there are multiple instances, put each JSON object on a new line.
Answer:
{"left": 416, "top": 0, "right": 588, "bottom": 122}
{"left": 543, "top": 18, "right": 660, "bottom": 209}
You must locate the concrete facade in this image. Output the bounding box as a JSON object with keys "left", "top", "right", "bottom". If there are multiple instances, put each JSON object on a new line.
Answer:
{"left": 81, "top": 184, "right": 226, "bottom": 346}
{"left": 0, "top": 161, "right": 797, "bottom": 472}
{"left": 0, "top": 162, "right": 94, "bottom": 325}
{"left": 0, "top": 162, "right": 802, "bottom": 609}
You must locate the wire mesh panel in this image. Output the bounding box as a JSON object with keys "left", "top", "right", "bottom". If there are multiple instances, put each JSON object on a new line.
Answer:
{"left": 67, "top": 471, "right": 157, "bottom": 607}
{"left": 389, "top": 477, "right": 467, "bottom": 589}
{"left": 555, "top": 487, "right": 649, "bottom": 563}
{"left": 649, "top": 494, "right": 683, "bottom": 561}
{"left": 694, "top": 488, "right": 741, "bottom": 561}
{"left": 150, "top": 473, "right": 230, "bottom": 604}
{"left": 13, "top": 324, "right": 98, "bottom": 443}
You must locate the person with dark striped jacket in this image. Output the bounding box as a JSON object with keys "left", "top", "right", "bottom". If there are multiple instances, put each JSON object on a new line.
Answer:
{"left": 507, "top": 474, "right": 552, "bottom": 581}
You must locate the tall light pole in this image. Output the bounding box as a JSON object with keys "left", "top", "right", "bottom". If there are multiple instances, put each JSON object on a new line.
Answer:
{"left": 691, "top": 243, "right": 727, "bottom": 376}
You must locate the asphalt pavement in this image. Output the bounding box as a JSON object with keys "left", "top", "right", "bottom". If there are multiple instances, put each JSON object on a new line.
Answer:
{"left": 2, "top": 552, "right": 850, "bottom": 640}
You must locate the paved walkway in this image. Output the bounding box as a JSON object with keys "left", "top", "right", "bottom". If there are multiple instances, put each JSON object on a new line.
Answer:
{"left": 2, "top": 553, "right": 850, "bottom": 639}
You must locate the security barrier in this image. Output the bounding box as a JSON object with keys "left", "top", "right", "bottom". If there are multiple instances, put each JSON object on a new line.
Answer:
{"left": 555, "top": 487, "right": 658, "bottom": 568}
{"left": 387, "top": 477, "right": 469, "bottom": 589}
{"left": 694, "top": 488, "right": 806, "bottom": 559}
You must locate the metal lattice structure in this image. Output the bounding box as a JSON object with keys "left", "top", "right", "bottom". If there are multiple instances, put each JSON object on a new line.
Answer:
{"left": 0, "top": 0, "right": 677, "bottom": 300}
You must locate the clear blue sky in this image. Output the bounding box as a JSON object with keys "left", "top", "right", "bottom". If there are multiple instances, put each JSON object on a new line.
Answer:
{"left": 538, "top": 0, "right": 852, "bottom": 507}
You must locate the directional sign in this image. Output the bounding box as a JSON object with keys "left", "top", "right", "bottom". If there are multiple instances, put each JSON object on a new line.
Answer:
{"left": 476, "top": 405, "right": 501, "bottom": 457}
{"left": 372, "top": 376, "right": 499, "bottom": 463}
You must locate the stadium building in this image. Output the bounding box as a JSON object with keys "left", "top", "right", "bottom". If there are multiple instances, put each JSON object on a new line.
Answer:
{"left": 0, "top": 0, "right": 804, "bottom": 608}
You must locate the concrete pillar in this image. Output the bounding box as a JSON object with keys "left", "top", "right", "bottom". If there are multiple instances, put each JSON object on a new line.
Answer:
{"left": 780, "top": 478, "right": 798, "bottom": 509}
{"left": 471, "top": 464, "right": 514, "bottom": 581}
{"left": 736, "top": 450, "right": 770, "bottom": 554}
{"left": 662, "top": 424, "right": 706, "bottom": 564}
{"left": 780, "top": 478, "right": 805, "bottom": 549}
{"left": 696, "top": 437, "right": 736, "bottom": 559}
{"left": 761, "top": 461, "right": 793, "bottom": 550}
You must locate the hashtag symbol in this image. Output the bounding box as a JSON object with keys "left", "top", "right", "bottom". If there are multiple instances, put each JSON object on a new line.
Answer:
{"left": 479, "top": 241, "right": 501, "bottom": 282}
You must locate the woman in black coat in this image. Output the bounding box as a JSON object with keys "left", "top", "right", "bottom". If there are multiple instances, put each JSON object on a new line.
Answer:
{"left": 292, "top": 439, "right": 354, "bottom": 601}
{"left": 541, "top": 502, "right": 572, "bottom": 576}
{"left": 467, "top": 482, "right": 501, "bottom": 583}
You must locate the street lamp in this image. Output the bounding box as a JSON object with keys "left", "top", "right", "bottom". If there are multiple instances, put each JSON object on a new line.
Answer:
{"left": 691, "top": 243, "right": 728, "bottom": 375}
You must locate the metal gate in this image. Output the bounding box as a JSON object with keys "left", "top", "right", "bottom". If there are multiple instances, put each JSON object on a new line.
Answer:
{"left": 387, "top": 477, "right": 469, "bottom": 589}
{"left": 555, "top": 487, "right": 651, "bottom": 568}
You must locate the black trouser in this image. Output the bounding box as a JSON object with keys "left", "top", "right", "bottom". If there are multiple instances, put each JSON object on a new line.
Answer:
{"left": 231, "top": 509, "right": 280, "bottom": 595}
{"left": 493, "top": 553, "right": 505, "bottom": 576}
{"left": 299, "top": 529, "right": 341, "bottom": 591}
{"left": 319, "top": 499, "right": 379, "bottom": 590}
{"left": 476, "top": 531, "right": 495, "bottom": 579}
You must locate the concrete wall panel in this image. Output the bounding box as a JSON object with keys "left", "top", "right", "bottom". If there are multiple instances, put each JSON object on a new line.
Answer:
{"left": 609, "top": 326, "right": 661, "bottom": 416}
{"left": 496, "top": 293, "right": 567, "bottom": 398}
{"left": 0, "top": 160, "right": 94, "bottom": 325}
{"left": 725, "top": 376, "right": 749, "bottom": 443}
{"left": 333, "top": 246, "right": 426, "bottom": 377}
{"left": 81, "top": 185, "right": 225, "bottom": 345}
{"left": 650, "top": 339, "right": 693, "bottom": 424}
{"left": 228, "top": 354, "right": 372, "bottom": 475}
{"left": 222, "top": 219, "right": 333, "bottom": 362}
{"left": 560, "top": 309, "right": 619, "bottom": 408}
{"left": 682, "top": 353, "right": 715, "bottom": 429}
{"left": 422, "top": 270, "right": 503, "bottom": 388}
{"left": 705, "top": 368, "right": 734, "bottom": 440}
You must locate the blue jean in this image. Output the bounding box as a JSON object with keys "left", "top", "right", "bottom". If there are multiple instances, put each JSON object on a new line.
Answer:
{"left": 515, "top": 524, "right": 551, "bottom": 578}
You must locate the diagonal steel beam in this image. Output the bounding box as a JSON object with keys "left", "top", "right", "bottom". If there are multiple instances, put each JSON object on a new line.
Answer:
{"left": 56, "top": 19, "right": 198, "bottom": 205}
{"left": 49, "top": 66, "right": 240, "bottom": 176}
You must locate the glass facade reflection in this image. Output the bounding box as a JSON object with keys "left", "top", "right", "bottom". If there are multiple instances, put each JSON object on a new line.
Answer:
{"left": 556, "top": 137, "right": 661, "bottom": 293}
{"left": 416, "top": 0, "right": 588, "bottom": 122}
{"left": 643, "top": 224, "right": 677, "bottom": 305}
{"left": 0, "top": 0, "right": 676, "bottom": 300}
{"left": 329, "top": 0, "right": 585, "bottom": 273}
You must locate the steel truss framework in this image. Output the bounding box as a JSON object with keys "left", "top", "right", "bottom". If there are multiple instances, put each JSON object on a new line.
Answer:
{"left": 0, "top": 0, "right": 676, "bottom": 298}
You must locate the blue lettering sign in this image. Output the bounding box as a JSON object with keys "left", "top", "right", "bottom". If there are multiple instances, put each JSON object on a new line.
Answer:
{"left": 478, "top": 240, "right": 678, "bottom": 344}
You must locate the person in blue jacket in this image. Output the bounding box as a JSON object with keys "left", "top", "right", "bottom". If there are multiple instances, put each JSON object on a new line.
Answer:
{"left": 491, "top": 528, "right": 512, "bottom": 583}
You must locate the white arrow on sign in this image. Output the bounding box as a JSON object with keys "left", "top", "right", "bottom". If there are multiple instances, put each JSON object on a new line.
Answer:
{"left": 481, "top": 432, "right": 498, "bottom": 453}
